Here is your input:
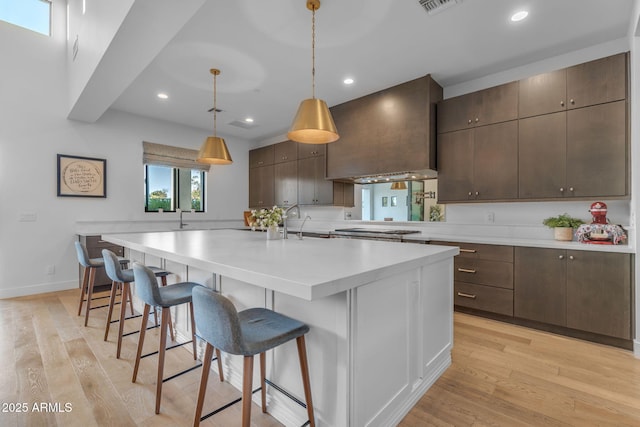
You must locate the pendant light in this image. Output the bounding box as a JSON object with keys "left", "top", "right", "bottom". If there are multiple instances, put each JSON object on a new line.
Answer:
{"left": 391, "top": 181, "right": 407, "bottom": 190}
{"left": 197, "top": 68, "right": 233, "bottom": 165}
{"left": 288, "top": 0, "right": 339, "bottom": 144}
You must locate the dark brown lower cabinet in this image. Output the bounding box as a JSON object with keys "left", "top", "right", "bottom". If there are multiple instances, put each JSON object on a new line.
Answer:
{"left": 515, "top": 247, "right": 631, "bottom": 340}
{"left": 78, "top": 235, "right": 125, "bottom": 288}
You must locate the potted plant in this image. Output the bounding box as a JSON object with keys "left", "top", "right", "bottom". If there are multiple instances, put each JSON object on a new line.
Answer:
{"left": 249, "top": 206, "right": 285, "bottom": 239}
{"left": 542, "top": 213, "right": 585, "bottom": 241}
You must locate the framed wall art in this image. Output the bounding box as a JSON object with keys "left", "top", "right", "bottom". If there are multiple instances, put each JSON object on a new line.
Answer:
{"left": 57, "top": 154, "right": 106, "bottom": 198}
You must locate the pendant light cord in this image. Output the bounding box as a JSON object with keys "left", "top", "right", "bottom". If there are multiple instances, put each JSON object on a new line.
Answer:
{"left": 311, "top": 6, "right": 316, "bottom": 99}
{"left": 213, "top": 73, "right": 217, "bottom": 136}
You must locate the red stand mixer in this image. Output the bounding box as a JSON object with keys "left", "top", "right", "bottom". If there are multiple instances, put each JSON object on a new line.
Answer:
{"left": 589, "top": 202, "right": 608, "bottom": 224}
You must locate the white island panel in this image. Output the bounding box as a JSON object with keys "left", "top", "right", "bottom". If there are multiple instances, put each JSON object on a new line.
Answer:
{"left": 101, "top": 229, "right": 457, "bottom": 426}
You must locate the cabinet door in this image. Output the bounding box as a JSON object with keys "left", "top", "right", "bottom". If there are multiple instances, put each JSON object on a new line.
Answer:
{"left": 476, "top": 82, "right": 518, "bottom": 126}
{"left": 298, "top": 157, "right": 317, "bottom": 204}
{"left": 274, "top": 140, "right": 298, "bottom": 164}
{"left": 437, "top": 129, "right": 474, "bottom": 202}
{"left": 473, "top": 121, "right": 518, "bottom": 200}
{"left": 514, "top": 247, "right": 567, "bottom": 327}
{"left": 298, "top": 143, "right": 326, "bottom": 159}
{"left": 249, "top": 165, "right": 274, "bottom": 208}
{"left": 274, "top": 161, "right": 297, "bottom": 207}
{"left": 518, "top": 112, "right": 567, "bottom": 199}
{"left": 566, "top": 251, "right": 631, "bottom": 339}
{"left": 566, "top": 53, "right": 627, "bottom": 109}
{"left": 437, "top": 93, "right": 476, "bottom": 133}
{"left": 518, "top": 69, "right": 567, "bottom": 118}
{"left": 566, "top": 101, "right": 627, "bottom": 197}
{"left": 333, "top": 182, "right": 355, "bottom": 207}
{"left": 249, "top": 145, "right": 274, "bottom": 168}
{"left": 313, "top": 156, "right": 333, "bottom": 205}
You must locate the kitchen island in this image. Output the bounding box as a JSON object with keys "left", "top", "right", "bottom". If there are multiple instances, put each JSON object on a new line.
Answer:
{"left": 102, "top": 229, "right": 458, "bottom": 427}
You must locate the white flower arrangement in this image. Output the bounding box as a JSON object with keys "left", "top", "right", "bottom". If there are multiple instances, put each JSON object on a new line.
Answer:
{"left": 249, "top": 206, "right": 284, "bottom": 230}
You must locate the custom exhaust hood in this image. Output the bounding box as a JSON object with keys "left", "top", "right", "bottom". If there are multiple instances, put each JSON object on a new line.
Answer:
{"left": 326, "top": 74, "right": 442, "bottom": 184}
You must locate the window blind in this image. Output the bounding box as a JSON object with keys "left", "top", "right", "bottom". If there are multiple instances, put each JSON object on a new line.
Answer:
{"left": 142, "top": 141, "right": 210, "bottom": 172}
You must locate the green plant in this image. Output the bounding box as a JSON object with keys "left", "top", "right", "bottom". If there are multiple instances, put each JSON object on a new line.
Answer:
{"left": 542, "top": 213, "right": 584, "bottom": 229}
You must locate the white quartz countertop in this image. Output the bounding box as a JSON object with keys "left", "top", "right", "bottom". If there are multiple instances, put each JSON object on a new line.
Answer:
{"left": 102, "top": 229, "right": 459, "bottom": 301}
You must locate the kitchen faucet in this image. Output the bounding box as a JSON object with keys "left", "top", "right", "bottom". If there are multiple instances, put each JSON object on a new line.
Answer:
{"left": 282, "top": 204, "right": 300, "bottom": 239}
{"left": 179, "top": 209, "right": 188, "bottom": 229}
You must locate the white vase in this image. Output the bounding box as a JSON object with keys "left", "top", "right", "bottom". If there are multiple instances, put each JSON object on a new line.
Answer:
{"left": 266, "top": 225, "right": 280, "bottom": 240}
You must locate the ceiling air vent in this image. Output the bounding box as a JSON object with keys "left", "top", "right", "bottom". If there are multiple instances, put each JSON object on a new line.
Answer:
{"left": 228, "top": 120, "right": 258, "bottom": 130}
{"left": 418, "top": 0, "right": 461, "bottom": 15}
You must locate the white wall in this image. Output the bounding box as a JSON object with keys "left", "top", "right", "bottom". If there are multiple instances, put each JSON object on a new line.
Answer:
{"left": 0, "top": 3, "right": 249, "bottom": 298}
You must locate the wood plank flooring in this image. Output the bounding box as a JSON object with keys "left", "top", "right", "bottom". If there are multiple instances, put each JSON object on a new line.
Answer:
{"left": 1, "top": 288, "right": 639, "bottom": 426}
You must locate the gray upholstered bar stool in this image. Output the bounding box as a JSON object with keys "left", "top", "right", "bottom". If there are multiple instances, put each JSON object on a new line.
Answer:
{"left": 75, "top": 241, "right": 128, "bottom": 327}
{"left": 102, "top": 249, "right": 173, "bottom": 358}
{"left": 191, "top": 286, "right": 315, "bottom": 427}
{"left": 131, "top": 263, "right": 202, "bottom": 414}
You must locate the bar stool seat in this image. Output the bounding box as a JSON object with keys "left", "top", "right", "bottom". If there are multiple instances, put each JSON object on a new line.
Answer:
{"left": 131, "top": 263, "right": 204, "bottom": 414}
{"left": 192, "top": 286, "right": 315, "bottom": 427}
{"left": 75, "top": 241, "right": 128, "bottom": 327}
{"left": 101, "top": 249, "right": 173, "bottom": 358}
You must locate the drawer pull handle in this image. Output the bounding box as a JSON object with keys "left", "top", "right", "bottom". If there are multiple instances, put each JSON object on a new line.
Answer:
{"left": 459, "top": 249, "right": 476, "bottom": 253}
{"left": 457, "top": 292, "right": 476, "bottom": 299}
{"left": 457, "top": 268, "right": 476, "bottom": 274}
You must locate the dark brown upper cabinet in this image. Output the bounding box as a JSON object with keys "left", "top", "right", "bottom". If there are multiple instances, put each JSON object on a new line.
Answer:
{"left": 327, "top": 75, "right": 442, "bottom": 180}
{"left": 274, "top": 140, "right": 298, "bottom": 164}
{"left": 519, "top": 101, "right": 627, "bottom": 199}
{"left": 437, "top": 82, "right": 518, "bottom": 134}
{"left": 249, "top": 145, "right": 274, "bottom": 168}
{"left": 519, "top": 52, "right": 627, "bottom": 118}
{"left": 438, "top": 121, "right": 518, "bottom": 202}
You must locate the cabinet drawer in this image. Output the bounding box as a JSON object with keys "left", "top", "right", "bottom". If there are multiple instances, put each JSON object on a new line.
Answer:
{"left": 87, "top": 245, "right": 124, "bottom": 259}
{"left": 454, "top": 258, "right": 513, "bottom": 289}
{"left": 454, "top": 282, "right": 513, "bottom": 316}
{"left": 85, "top": 235, "right": 120, "bottom": 248}
{"left": 432, "top": 241, "right": 513, "bottom": 262}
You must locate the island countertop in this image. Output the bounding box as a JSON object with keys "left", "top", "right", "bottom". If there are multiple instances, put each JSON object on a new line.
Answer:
{"left": 102, "top": 229, "right": 459, "bottom": 301}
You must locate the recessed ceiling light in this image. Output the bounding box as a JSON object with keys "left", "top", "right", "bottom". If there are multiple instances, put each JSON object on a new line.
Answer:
{"left": 511, "top": 10, "right": 528, "bottom": 22}
{"left": 343, "top": 78, "right": 354, "bottom": 85}
{"left": 244, "top": 117, "right": 254, "bottom": 123}
{"left": 157, "top": 93, "right": 169, "bottom": 99}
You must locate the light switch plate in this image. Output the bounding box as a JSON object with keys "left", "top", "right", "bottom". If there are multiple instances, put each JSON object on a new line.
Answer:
{"left": 19, "top": 212, "right": 37, "bottom": 222}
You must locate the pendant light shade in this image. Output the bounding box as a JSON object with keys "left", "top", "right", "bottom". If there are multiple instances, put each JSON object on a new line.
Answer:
{"left": 197, "top": 69, "right": 233, "bottom": 165}
{"left": 198, "top": 136, "right": 232, "bottom": 165}
{"left": 288, "top": 98, "right": 339, "bottom": 144}
{"left": 390, "top": 181, "right": 408, "bottom": 190}
{"left": 288, "top": 0, "right": 339, "bottom": 144}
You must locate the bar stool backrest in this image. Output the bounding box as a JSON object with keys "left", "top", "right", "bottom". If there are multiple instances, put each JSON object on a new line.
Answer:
{"left": 102, "top": 249, "right": 127, "bottom": 282}
{"left": 74, "top": 241, "right": 92, "bottom": 267}
{"left": 192, "top": 286, "right": 245, "bottom": 355}
{"left": 132, "top": 263, "right": 163, "bottom": 307}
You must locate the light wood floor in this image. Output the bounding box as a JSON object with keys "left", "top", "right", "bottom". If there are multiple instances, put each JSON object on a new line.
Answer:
{"left": 1, "top": 289, "right": 639, "bottom": 426}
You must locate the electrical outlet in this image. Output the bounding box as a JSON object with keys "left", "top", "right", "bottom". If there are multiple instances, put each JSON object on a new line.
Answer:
{"left": 45, "top": 265, "right": 55, "bottom": 275}
{"left": 485, "top": 212, "right": 495, "bottom": 223}
{"left": 344, "top": 211, "right": 352, "bottom": 220}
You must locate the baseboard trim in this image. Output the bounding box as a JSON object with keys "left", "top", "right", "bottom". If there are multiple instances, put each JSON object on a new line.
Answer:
{"left": 0, "top": 280, "right": 77, "bottom": 299}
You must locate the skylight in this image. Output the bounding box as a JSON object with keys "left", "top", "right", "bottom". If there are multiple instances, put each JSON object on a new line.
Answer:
{"left": 0, "top": 0, "right": 51, "bottom": 36}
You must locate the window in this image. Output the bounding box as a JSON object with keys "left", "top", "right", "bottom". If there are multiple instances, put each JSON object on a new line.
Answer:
{"left": 0, "top": 0, "right": 51, "bottom": 36}
{"left": 145, "top": 165, "right": 205, "bottom": 212}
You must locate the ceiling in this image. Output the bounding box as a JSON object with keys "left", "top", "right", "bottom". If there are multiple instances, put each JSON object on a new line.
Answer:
{"left": 108, "top": 0, "right": 635, "bottom": 144}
